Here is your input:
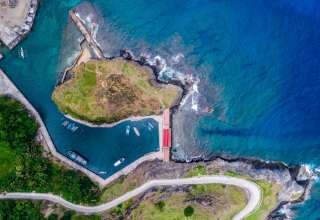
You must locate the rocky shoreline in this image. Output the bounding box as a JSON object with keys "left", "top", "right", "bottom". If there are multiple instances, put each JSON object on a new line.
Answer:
{"left": 173, "top": 155, "right": 314, "bottom": 219}
{"left": 56, "top": 37, "right": 188, "bottom": 128}
{"left": 61, "top": 4, "right": 314, "bottom": 218}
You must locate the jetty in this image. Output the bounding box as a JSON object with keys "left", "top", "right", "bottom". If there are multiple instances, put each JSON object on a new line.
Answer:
{"left": 69, "top": 9, "right": 104, "bottom": 59}
{"left": 0, "top": 0, "right": 38, "bottom": 49}
{"left": 162, "top": 109, "right": 172, "bottom": 162}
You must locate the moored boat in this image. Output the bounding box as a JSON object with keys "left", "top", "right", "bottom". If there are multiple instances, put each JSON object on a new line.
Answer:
{"left": 67, "top": 150, "right": 88, "bottom": 166}
{"left": 133, "top": 127, "right": 140, "bottom": 136}
{"left": 113, "top": 157, "right": 125, "bottom": 167}
{"left": 125, "top": 125, "right": 130, "bottom": 136}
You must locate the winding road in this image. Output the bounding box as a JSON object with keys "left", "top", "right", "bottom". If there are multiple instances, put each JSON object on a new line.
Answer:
{"left": 0, "top": 176, "right": 261, "bottom": 220}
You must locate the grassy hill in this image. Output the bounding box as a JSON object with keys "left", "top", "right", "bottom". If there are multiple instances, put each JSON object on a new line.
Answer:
{"left": 52, "top": 58, "right": 182, "bottom": 124}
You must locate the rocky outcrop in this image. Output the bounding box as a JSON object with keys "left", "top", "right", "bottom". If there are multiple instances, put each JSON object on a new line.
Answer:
{"left": 127, "top": 157, "right": 314, "bottom": 220}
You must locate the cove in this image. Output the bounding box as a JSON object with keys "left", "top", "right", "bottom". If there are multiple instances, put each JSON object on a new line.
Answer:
{"left": 0, "top": 0, "right": 159, "bottom": 179}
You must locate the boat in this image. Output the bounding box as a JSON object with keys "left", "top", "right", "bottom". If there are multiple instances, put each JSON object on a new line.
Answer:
{"left": 113, "top": 157, "right": 125, "bottom": 167}
{"left": 133, "top": 127, "right": 140, "bottom": 137}
{"left": 125, "top": 125, "right": 130, "bottom": 136}
{"left": 67, "top": 150, "right": 88, "bottom": 166}
{"left": 99, "top": 171, "right": 107, "bottom": 175}
{"left": 64, "top": 122, "right": 78, "bottom": 132}
{"left": 70, "top": 123, "right": 79, "bottom": 132}
{"left": 147, "top": 122, "right": 154, "bottom": 131}
{"left": 148, "top": 122, "right": 154, "bottom": 129}
{"left": 19, "top": 47, "right": 25, "bottom": 59}
{"left": 62, "top": 120, "right": 69, "bottom": 127}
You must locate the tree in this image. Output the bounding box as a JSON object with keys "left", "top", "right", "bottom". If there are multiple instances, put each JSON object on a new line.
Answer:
{"left": 184, "top": 205, "right": 194, "bottom": 217}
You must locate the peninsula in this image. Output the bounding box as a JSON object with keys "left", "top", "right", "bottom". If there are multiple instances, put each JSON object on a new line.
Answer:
{"left": 52, "top": 57, "right": 182, "bottom": 124}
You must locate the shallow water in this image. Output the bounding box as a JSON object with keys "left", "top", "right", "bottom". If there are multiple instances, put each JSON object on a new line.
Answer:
{"left": 0, "top": 0, "right": 159, "bottom": 179}
{"left": 1, "top": 0, "right": 320, "bottom": 218}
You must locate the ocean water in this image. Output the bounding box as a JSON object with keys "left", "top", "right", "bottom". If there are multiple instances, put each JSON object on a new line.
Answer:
{"left": 0, "top": 0, "right": 159, "bottom": 178}
{"left": 1, "top": 0, "right": 320, "bottom": 218}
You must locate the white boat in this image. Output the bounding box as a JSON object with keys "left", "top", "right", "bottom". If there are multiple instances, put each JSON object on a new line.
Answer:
{"left": 113, "top": 157, "right": 125, "bottom": 167}
{"left": 19, "top": 47, "right": 25, "bottom": 59}
{"left": 125, "top": 125, "right": 130, "bottom": 136}
{"left": 70, "top": 123, "right": 79, "bottom": 132}
{"left": 148, "top": 122, "right": 154, "bottom": 129}
{"left": 62, "top": 120, "right": 69, "bottom": 127}
{"left": 147, "top": 122, "right": 154, "bottom": 131}
{"left": 99, "top": 171, "right": 107, "bottom": 175}
{"left": 67, "top": 151, "right": 88, "bottom": 166}
{"left": 133, "top": 127, "right": 140, "bottom": 137}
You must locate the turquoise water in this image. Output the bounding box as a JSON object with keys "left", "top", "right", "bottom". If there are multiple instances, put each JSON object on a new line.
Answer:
{"left": 1, "top": 0, "right": 320, "bottom": 218}
{"left": 0, "top": 0, "right": 159, "bottom": 178}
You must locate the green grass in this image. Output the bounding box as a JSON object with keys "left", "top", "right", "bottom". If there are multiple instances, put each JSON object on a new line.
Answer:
{"left": 185, "top": 165, "right": 282, "bottom": 220}
{"left": 185, "top": 165, "right": 207, "bottom": 177}
{"left": 129, "top": 185, "right": 247, "bottom": 220}
{"left": 245, "top": 180, "right": 280, "bottom": 220}
{"left": 99, "top": 176, "right": 139, "bottom": 203}
{"left": 52, "top": 58, "right": 181, "bottom": 124}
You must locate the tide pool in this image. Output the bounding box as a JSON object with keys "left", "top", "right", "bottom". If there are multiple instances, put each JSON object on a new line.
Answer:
{"left": 1, "top": 0, "right": 320, "bottom": 218}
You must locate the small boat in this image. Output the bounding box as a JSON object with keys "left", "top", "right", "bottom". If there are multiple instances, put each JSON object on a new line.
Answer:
{"left": 62, "top": 120, "right": 69, "bottom": 127}
{"left": 70, "top": 123, "right": 79, "bottom": 132}
{"left": 133, "top": 127, "right": 140, "bottom": 137}
{"left": 113, "top": 157, "right": 125, "bottom": 167}
{"left": 19, "top": 47, "right": 25, "bottom": 59}
{"left": 125, "top": 125, "right": 130, "bottom": 136}
{"left": 99, "top": 171, "right": 107, "bottom": 175}
{"left": 147, "top": 122, "right": 154, "bottom": 131}
{"left": 67, "top": 123, "right": 72, "bottom": 129}
{"left": 67, "top": 150, "right": 88, "bottom": 166}
{"left": 64, "top": 122, "right": 78, "bottom": 132}
{"left": 147, "top": 122, "right": 154, "bottom": 129}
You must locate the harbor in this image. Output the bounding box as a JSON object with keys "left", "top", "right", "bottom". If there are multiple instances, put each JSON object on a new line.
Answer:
{"left": 0, "top": 0, "right": 176, "bottom": 188}
{"left": 0, "top": 67, "right": 166, "bottom": 187}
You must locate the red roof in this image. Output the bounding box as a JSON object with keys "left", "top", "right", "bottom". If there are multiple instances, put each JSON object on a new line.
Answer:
{"left": 163, "top": 128, "right": 171, "bottom": 148}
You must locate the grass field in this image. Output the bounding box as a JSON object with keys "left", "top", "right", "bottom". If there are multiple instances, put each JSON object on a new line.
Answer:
{"left": 52, "top": 58, "right": 182, "bottom": 124}
{"left": 184, "top": 165, "right": 283, "bottom": 220}
{"left": 128, "top": 185, "right": 246, "bottom": 220}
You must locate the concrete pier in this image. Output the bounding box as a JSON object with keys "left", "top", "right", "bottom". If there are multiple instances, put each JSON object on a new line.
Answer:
{"left": 69, "top": 9, "right": 104, "bottom": 59}
{"left": 162, "top": 109, "right": 172, "bottom": 162}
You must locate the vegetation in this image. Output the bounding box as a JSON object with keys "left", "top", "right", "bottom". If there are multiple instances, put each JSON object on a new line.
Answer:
{"left": 0, "top": 200, "right": 43, "bottom": 220}
{"left": 185, "top": 165, "right": 282, "bottom": 220}
{"left": 128, "top": 185, "right": 246, "bottom": 220}
{"left": 0, "top": 97, "right": 100, "bottom": 213}
{"left": 244, "top": 180, "right": 281, "bottom": 220}
{"left": 184, "top": 206, "right": 194, "bottom": 217}
{"left": 0, "top": 96, "right": 281, "bottom": 219}
{"left": 52, "top": 58, "right": 182, "bottom": 124}
{"left": 185, "top": 164, "right": 207, "bottom": 177}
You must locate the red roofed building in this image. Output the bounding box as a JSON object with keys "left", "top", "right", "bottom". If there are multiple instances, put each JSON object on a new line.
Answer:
{"left": 162, "top": 109, "right": 171, "bottom": 162}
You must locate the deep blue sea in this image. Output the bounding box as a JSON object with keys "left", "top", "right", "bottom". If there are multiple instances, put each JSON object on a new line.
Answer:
{"left": 1, "top": 0, "right": 320, "bottom": 218}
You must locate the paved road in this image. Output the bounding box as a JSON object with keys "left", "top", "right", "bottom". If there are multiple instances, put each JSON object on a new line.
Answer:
{"left": 0, "top": 176, "right": 261, "bottom": 220}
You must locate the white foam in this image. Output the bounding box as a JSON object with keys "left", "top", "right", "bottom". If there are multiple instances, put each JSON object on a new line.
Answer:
{"left": 171, "top": 53, "right": 184, "bottom": 64}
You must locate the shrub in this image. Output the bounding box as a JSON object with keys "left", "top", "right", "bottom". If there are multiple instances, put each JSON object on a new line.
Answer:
{"left": 154, "top": 200, "right": 166, "bottom": 211}
{"left": 184, "top": 206, "right": 194, "bottom": 217}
